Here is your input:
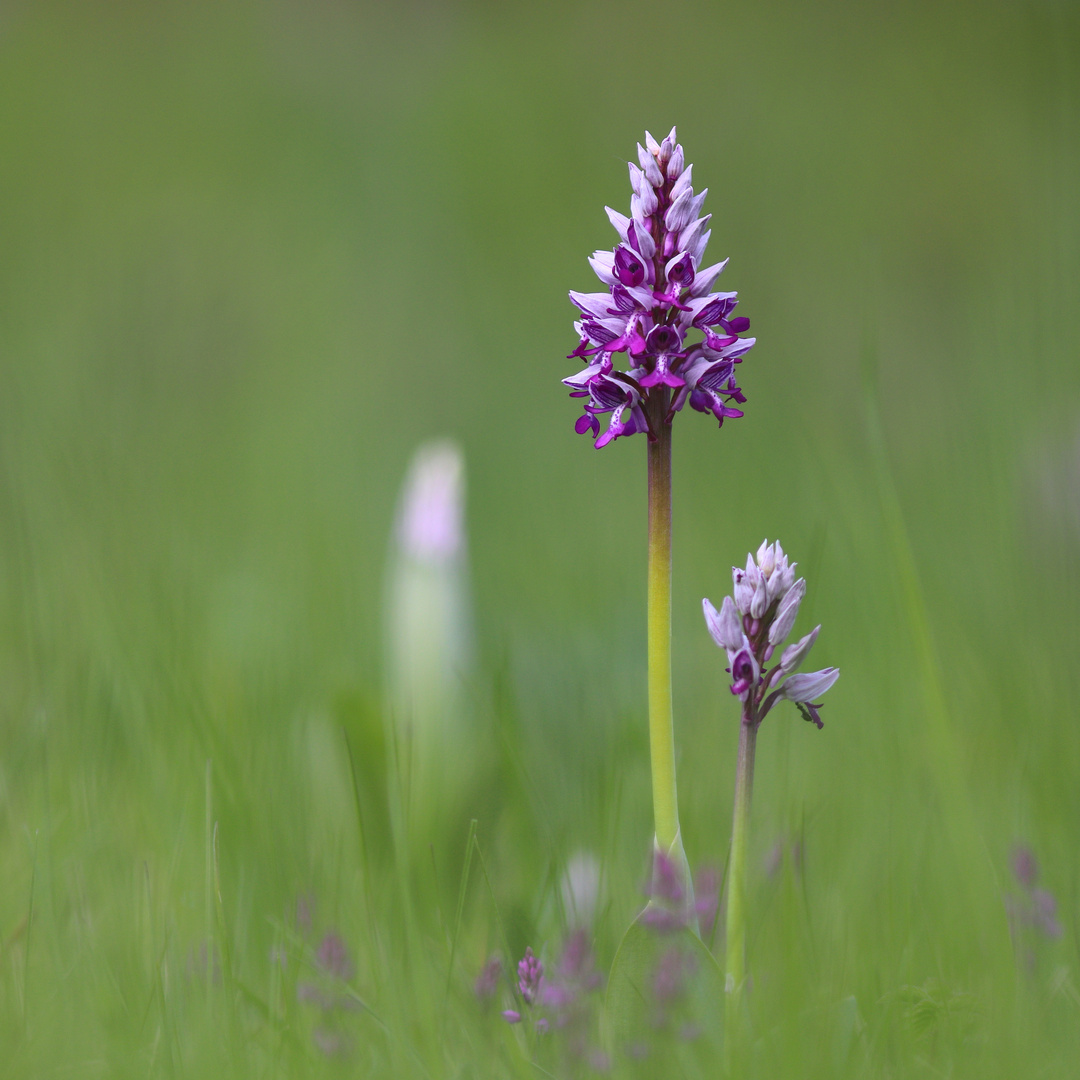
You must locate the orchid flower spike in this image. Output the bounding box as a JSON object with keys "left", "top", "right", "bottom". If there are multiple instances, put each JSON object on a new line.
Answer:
{"left": 702, "top": 539, "right": 838, "bottom": 727}
{"left": 563, "top": 127, "right": 755, "bottom": 448}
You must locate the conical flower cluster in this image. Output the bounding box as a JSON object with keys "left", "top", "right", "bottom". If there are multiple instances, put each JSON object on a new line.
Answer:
{"left": 702, "top": 540, "right": 838, "bottom": 727}
{"left": 564, "top": 128, "right": 755, "bottom": 448}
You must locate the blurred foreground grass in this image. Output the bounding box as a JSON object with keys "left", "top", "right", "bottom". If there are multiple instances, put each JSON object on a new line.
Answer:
{"left": 1, "top": 1, "right": 1079, "bottom": 1076}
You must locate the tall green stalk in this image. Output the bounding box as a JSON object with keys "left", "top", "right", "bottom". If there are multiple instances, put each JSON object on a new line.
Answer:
{"left": 645, "top": 391, "right": 687, "bottom": 873}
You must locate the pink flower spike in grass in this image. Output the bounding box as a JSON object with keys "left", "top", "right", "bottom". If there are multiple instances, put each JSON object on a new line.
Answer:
{"left": 564, "top": 127, "right": 754, "bottom": 449}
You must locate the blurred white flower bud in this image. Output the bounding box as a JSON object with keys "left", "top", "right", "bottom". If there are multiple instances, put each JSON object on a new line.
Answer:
{"left": 385, "top": 441, "right": 472, "bottom": 776}
{"left": 561, "top": 851, "right": 601, "bottom": 927}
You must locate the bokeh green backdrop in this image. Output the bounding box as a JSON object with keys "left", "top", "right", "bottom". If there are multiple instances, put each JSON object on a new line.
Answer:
{"left": 1, "top": 1, "right": 1078, "bottom": 1076}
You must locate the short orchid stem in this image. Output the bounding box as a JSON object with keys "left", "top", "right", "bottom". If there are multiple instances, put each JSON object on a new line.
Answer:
{"left": 645, "top": 391, "right": 693, "bottom": 906}
{"left": 725, "top": 703, "right": 757, "bottom": 1053}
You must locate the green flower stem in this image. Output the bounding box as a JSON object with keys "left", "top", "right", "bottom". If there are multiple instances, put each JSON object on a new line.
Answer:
{"left": 645, "top": 391, "right": 682, "bottom": 857}
{"left": 725, "top": 704, "right": 758, "bottom": 1043}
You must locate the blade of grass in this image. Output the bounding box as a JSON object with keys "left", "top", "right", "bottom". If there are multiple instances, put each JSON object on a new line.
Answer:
{"left": 442, "top": 818, "right": 478, "bottom": 1020}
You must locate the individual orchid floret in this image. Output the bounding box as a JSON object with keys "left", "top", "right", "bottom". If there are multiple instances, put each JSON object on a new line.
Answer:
{"left": 703, "top": 540, "right": 839, "bottom": 728}
{"left": 563, "top": 127, "right": 756, "bottom": 448}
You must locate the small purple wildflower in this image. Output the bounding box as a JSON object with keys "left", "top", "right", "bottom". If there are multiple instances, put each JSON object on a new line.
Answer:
{"left": 474, "top": 956, "right": 501, "bottom": 1001}
{"left": 503, "top": 946, "right": 555, "bottom": 1034}
{"left": 316, "top": 931, "right": 355, "bottom": 982}
{"left": 564, "top": 128, "right": 755, "bottom": 448}
{"left": 517, "top": 946, "right": 544, "bottom": 1005}
{"left": 702, "top": 540, "right": 839, "bottom": 727}
{"left": 1007, "top": 844, "right": 1064, "bottom": 942}
{"left": 1011, "top": 845, "right": 1038, "bottom": 890}
{"left": 502, "top": 937, "right": 604, "bottom": 1061}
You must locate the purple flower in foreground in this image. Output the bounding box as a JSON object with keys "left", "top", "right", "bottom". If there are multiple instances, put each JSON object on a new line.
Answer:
{"left": 517, "top": 947, "right": 544, "bottom": 1005}
{"left": 503, "top": 947, "right": 545, "bottom": 1026}
{"left": 1011, "top": 845, "right": 1038, "bottom": 890}
{"left": 1007, "top": 844, "right": 1064, "bottom": 941}
{"left": 316, "top": 931, "right": 355, "bottom": 982}
{"left": 474, "top": 956, "right": 501, "bottom": 1001}
{"left": 564, "top": 127, "right": 755, "bottom": 448}
{"left": 702, "top": 540, "right": 838, "bottom": 726}
{"left": 502, "top": 940, "right": 604, "bottom": 1050}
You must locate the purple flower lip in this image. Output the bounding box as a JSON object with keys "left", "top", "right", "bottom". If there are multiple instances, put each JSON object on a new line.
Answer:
{"left": 563, "top": 128, "right": 754, "bottom": 447}
{"left": 665, "top": 252, "right": 695, "bottom": 287}
{"left": 614, "top": 245, "right": 647, "bottom": 287}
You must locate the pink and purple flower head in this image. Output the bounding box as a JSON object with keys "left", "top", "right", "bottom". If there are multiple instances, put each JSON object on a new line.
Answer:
{"left": 702, "top": 540, "right": 839, "bottom": 726}
{"left": 564, "top": 127, "right": 755, "bottom": 448}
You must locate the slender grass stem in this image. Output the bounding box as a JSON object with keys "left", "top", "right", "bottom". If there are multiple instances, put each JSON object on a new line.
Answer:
{"left": 725, "top": 705, "right": 758, "bottom": 1055}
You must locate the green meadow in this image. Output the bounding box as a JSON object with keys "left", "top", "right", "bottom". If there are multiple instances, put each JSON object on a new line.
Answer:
{"left": 1, "top": 1, "right": 1079, "bottom": 1075}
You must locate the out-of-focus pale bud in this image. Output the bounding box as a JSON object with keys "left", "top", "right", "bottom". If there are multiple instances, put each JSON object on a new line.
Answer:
{"left": 561, "top": 852, "right": 601, "bottom": 927}
{"left": 386, "top": 441, "right": 472, "bottom": 777}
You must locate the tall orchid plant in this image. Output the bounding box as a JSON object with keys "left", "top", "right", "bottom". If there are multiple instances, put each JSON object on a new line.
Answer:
{"left": 563, "top": 127, "right": 755, "bottom": 917}
{"left": 562, "top": 132, "right": 841, "bottom": 1057}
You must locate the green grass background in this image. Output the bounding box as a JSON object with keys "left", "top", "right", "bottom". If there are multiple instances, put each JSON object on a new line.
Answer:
{"left": 1, "top": 0, "right": 1079, "bottom": 1075}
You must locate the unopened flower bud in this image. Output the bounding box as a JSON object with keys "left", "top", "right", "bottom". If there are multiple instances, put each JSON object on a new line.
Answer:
{"left": 779, "top": 625, "right": 820, "bottom": 673}
{"left": 768, "top": 578, "right": 805, "bottom": 645}
{"left": 749, "top": 573, "right": 768, "bottom": 619}
{"left": 756, "top": 539, "right": 776, "bottom": 577}
{"left": 732, "top": 565, "right": 755, "bottom": 614}
{"left": 703, "top": 595, "right": 742, "bottom": 651}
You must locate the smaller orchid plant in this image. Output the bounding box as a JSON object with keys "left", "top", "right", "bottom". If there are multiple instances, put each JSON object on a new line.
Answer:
{"left": 702, "top": 540, "right": 839, "bottom": 731}
{"left": 702, "top": 540, "right": 838, "bottom": 1031}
